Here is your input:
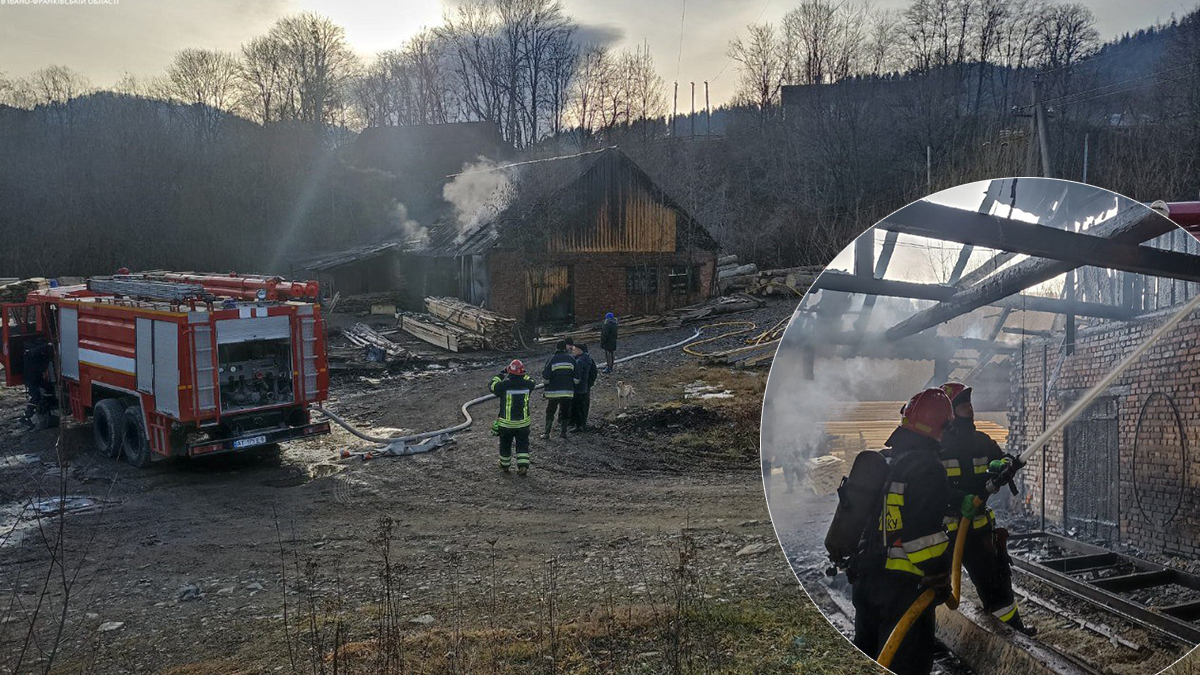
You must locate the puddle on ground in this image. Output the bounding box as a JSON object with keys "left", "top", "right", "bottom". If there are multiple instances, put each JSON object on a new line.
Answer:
{"left": 683, "top": 381, "right": 734, "bottom": 400}
{"left": 262, "top": 462, "right": 345, "bottom": 488}
{"left": 0, "top": 453, "right": 41, "bottom": 469}
{"left": 0, "top": 496, "right": 108, "bottom": 549}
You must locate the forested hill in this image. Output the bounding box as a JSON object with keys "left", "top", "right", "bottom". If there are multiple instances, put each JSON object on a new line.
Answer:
{"left": 3, "top": 3, "right": 1200, "bottom": 277}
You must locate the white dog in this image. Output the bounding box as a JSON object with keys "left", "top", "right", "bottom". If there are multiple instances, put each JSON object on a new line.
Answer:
{"left": 616, "top": 380, "right": 636, "bottom": 410}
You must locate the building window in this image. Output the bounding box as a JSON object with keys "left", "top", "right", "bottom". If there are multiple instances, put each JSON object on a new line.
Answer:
{"left": 669, "top": 266, "right": 700, "bottom": 294}
{"left": 626, "top": 267, "right": 658, "bottom": 295}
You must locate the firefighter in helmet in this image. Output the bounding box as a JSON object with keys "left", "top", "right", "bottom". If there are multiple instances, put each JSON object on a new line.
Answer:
{"left": 939, "top": 381, "right": 1033, "bottom": 635}
{"left": 489, "top": 360, "right": 535, "bottom": 475}
{"left": 852, "top": 388, "right": 955, "bottom": 675}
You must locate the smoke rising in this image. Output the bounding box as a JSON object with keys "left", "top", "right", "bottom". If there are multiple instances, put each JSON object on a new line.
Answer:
{"left": 442, "top": 157, "right": 515, "bottom": 244}
{"left": 392, "top": 202, "right": 428, "bottom": 247}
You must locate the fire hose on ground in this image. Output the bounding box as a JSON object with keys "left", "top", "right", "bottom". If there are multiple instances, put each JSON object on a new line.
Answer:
{"left": 315, "top": 327, "right": 708, "bottom": 458}
{"left": 878, "top": 292, "right": 1200, "bottom": 669}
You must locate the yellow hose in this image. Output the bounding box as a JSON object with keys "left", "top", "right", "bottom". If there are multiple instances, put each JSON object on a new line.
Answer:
{"left": 681, "top": 321, "right": 758, "bottom": 357}
{"left": 877, "top": 508, "right": 974, "bottom": 668}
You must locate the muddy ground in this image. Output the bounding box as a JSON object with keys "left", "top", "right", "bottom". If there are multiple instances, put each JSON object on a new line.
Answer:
{"left": 0, "top": 300, "right": 881, "bottom": 675}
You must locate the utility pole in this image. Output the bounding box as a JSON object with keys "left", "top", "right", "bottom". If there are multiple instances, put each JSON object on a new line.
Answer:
{"left": 926, "top": 146, "right": 932, "bottom": 193}
{"left": 690, "top": 82, "right": 696, "bottom": 137}
{"left": 704, "top": 81, "right": 711, "bottom": 135}
{"left": 1082, "top": 133, "right": 1090, "bottom": 184}
{"left": 672, "top": 81, "right": 678, "bottom": 137}
{"left": 1029, "top": 74, "right": 1052, "bottom": 178}
{"left": 1024, "top": 76, "right": 1041, "bottom": 176}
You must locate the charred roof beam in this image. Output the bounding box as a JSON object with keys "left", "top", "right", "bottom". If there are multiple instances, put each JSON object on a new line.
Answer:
{"left": 880, "top": 200, "right": 1200, "bottom": 284}
{"left": 882, "top": 206, "right": 1174, "bottom": 340}
{"left": 811, "top": 272, "right": 1137, "bottom": 321}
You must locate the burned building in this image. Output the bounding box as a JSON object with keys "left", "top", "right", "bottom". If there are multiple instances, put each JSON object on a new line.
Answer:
{"left": 414, "top": 147, "right": 719, "bottom": 325}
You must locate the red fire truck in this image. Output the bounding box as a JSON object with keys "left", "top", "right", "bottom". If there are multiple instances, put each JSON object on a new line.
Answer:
{"left": 0, "top": 272, "right": 331, "bottom": 466}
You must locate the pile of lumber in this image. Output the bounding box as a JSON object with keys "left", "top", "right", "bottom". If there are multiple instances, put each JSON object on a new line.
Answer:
{"left": 335, "top": 292, "right": 406, "bottom": 315}
{"left": 716, "top": 254, "right": 822, "bottom": 296}
{"left": 806, "top": 455, "right": 847, "bottom": 496}
{"left": 535, "top": 314, "right": 683, "bottom": 345}
{"left": 748, "top": 266, "right": 823, "bottom": 297}
{"left": 671, "top": 294, "right": 764, "bottom": 322}
{"left": 820, "top": 401, "right": 1009, "bottom": 452}
{"left": 0, "top": 278, "right": 48, "bottom": 303}
{"left": 400, "top": 313, "right": 485, "bottom": 352}
{"left": 425, "top": 297, "right": 517, "bottom": 350}
{"left": 344, "top": 323, "right": 410, "bottom": 360}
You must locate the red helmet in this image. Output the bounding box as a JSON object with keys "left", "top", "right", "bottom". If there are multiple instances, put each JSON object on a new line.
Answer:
{"left": 900, "top": 388, "right": 954, "bottom": 441}
{"left": 506, "top": 359, "right": 525, "bottom": 375}
{"left": 940, "top": 381, "right": 972, "bottom": 407}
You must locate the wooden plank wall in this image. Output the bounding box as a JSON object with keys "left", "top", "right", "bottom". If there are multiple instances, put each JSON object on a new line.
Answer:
{"left": 546, "top": 156, "right": 678, "bottom": 254}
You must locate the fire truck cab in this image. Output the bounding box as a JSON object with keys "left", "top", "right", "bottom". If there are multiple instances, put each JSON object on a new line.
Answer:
{"left": 0, "top": 273, "right": 331, "bottom": 466}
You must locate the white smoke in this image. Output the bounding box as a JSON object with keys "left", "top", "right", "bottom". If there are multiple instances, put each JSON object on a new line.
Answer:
{"left": 392, "top": 202, "right": 428, "bottom": 248}
{"left": 442, "top": 157, "right": 515, "bottom": 244}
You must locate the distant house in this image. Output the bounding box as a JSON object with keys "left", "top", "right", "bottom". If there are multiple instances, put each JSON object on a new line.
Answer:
{"left": 290, "top": 242, "right": 404, "bottom": 298}
{"left": 413, "top": 147, "right": 720, "bottom": 325}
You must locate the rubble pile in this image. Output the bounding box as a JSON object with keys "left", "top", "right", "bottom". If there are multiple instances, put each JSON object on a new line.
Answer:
{"left": 399, "top": 312, "right": 486, "bottom": 352}
{"left": 0, "top": 277, "right": 49, "bottom": 302}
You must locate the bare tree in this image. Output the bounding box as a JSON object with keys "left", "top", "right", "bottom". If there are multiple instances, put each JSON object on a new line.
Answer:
{"left": 270, "top": 13, "right": 361, "bottom": 126}
{"left": 161, "top": 48, "right": 241, "bottom": 139}
{"left": 21, "top": 65, "right": 92, "bottom": 107}
{"left": 729, "top": 23, "right": 783, "bottom": 113}
{"left": 780, "top": 1, "right": 865, "bottom": 86}
{"left": 240, "top": 34, "right": 290, "bottom": 124}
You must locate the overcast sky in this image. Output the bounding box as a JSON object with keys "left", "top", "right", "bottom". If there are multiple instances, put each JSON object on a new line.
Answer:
{"left": 0, "top": 0, "right": 1196, "bottom": 106}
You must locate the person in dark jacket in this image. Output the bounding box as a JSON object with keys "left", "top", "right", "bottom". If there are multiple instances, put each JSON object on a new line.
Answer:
{"left": 21, "top": 337, "right": 54, "bottom": 429}
{"left": 541, "top": 340, "right": 577, "bottom": 439}
{"left": 569, "top": 344, "right": 599, "bottom": 431}
{"left": 600, "top": 312, "right": 618, "bottom": 374}
{"left": 852, "top": 388, "right": 955, "bottom": 675}
{"left": 489, "top": 360, "right": 536, "bottom": 474}
{"left": 938, "top": 382, "right": 1032, "bottom": 634}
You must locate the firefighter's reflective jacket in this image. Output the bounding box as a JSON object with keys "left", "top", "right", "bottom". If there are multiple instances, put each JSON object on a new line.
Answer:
{"left": 940, "top": 418, "right": 1005, "bottom": 532}
{"left": 541, "top": 352, "right": 577, "bottom": 399}
{"left": 867, "top": 428, "right": 952, "bottom": 577}
{"left": 489, "top": 372, "right": 536, "bottom": 429}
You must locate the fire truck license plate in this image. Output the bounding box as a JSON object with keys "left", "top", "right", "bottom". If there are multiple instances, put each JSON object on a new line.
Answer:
{"left": 234, "top": 435, "right": 268, "bottom": 449}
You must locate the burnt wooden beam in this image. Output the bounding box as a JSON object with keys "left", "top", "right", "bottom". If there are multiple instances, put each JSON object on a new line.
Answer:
{"left": 881, "top": 200, "right": 1199, "bottom": 283}
{"left": 815, "top": 330, "right": 1019, "bottom": 362}
{"left": 811, "top": 272, "right": 1137, "bottom": 320}
{"left": 883, "top": 206, "right": 1173, "bottom": 340}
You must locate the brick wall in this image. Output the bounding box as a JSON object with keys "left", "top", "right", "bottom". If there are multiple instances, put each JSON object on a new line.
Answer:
{"left": 485, "top": 250, "right": 716, "bottom": 325}
{"left": 1009, "top": 311, "right": 1200, "bottom": 553}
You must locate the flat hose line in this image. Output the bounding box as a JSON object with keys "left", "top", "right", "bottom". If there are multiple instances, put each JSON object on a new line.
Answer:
{"left": 316, "top": 327, "right": 705, "bottom": 449}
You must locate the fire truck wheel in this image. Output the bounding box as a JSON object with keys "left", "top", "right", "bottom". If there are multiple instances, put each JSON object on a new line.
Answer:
{"left": 92, "top": 399, "right": 126, "bottom": 458}
{"left": 122, "top": 407, "right": 154, "bottom": 468}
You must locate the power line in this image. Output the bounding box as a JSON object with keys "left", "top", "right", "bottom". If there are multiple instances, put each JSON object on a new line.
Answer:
{"left": 711, "top": 0, "right": 774, "bottom": 83}
{"left": 676, "top": 0, "right": 687, "bottom": 81}
{"left": 1032, "top": 59, "right": 1200, "bottom": 109}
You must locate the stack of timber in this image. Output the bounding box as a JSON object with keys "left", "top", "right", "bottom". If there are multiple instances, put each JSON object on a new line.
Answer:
{"left": 425, "top": 297, "right": 517, "bottom": 351}
{"left": 0, "top": 278, "right": 48, "bottom": 302}
{"left": 672, "top": 294, "right": 764, "bottom": 322}
{"left": 344, "top": 323, "right": 410, "bottom": 360}
{"left": 821, "top": 401, "right": 1009, "bottom": 452}
{"left": 748, "top": 265, "right": 823, "bottom": 297}
{"left": 717, "top": 255, "right": 759, "bottom": 293}
{"left": 806, "top": 455, "right": 847, "bottom": 496}
{"left": 716, "top": 254, "right": 822, "bottom": 296}
{"left": 535, "top": 314, "right": 682, "bottom": 344}
{"left": 336, "top": 292, "right": 406, "bottom": 315}
{"left": 400, "top": 313, "right": 485, "bottom": 352}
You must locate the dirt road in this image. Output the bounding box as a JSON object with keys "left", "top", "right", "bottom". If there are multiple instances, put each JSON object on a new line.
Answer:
{"left": 0, "top": 302, "right": 877, "bottom": 675}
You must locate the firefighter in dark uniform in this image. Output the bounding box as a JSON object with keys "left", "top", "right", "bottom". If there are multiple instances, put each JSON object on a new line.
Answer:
{"left": 852, "top": 388, "right": 955, "bottom": 675}
{"left": 939, "top": 382, "right": 1032, "bottom": 634}
{"left": 569, "top": 343, "right": 598, "bottom": 431}
{"left": 489, "top": 360, "right": 535, "bottom": 475}
{"left": 541, "top": 340, "right": 576, "bottom": 439}
{"left": 21, "top": 337, "right": 54, "bottom": 429}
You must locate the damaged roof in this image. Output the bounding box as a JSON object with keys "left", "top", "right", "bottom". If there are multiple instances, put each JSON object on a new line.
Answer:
{"left": 291, "top": 241, "right": 402, "bottom": 272}
{"left": 420, "top": 147, "right": 719, "bottom": 257}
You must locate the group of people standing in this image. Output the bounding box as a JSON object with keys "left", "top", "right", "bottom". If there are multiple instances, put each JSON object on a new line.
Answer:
{"left": 849, "top": 381, "right": 1029, "bottom": 675}
{"left": 486, "top": 313, "right": 618, "bottom": 476}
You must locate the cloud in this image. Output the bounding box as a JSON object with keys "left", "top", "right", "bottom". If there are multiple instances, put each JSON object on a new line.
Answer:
{"left": 575, "top": 22, "right": 625, "bottom": 48}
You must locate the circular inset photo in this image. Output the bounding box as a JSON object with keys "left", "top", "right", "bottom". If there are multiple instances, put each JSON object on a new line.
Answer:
{"left": 761, "top": 177, "right": 1200, "bottom": 675}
